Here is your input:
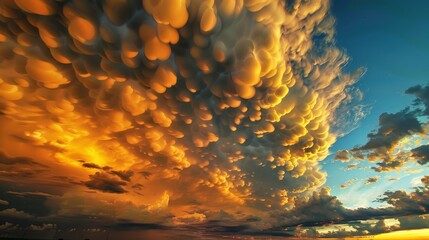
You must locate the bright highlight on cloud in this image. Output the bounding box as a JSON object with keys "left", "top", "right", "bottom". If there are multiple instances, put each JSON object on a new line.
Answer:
{"left": 3, "top": 0, "right": 428, "bottom": 238}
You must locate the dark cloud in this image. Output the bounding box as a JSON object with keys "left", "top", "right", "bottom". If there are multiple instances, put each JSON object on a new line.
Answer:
{"left": 277, "top": 177, "right": 429, "bottom": 230}
{"left": 398, "top": 214, "right": 429, "bottom": 230}
{"left": 0, "top": 208, "right": 33, "bottom": 219}
{"left": 7, "top": 191, "right": 55, "bottom": 198}
{"left": 359, "top": 108, "right": 423, "bottom": 151}
{"left": 280, "top": 188, "right": 348, "bottom": 227}
{"left": 0, "top": 152, "right": 46, "bottom": 167}
{"left": 84, "top": 172, "right": 127, "bottom": 194}
{"left": 370, "top": 154, "right": 406, "bottom": 172}
{"left": 110, "top": 170, "right": 134, "bottom": 182}
{"left": 82, "top": 162, "right": 102, "bottom": 169}
{"left": 337, "top": 85, "right": 429, "bottom": 172}
{"left": 411, "top": 144, "right": 429, "bottom": 165}
{"left": 406, "top": 84, "right": 429, "bottom": 115}
{"left": 139, "top": 171, "right": 152, "bottom": 179}
{"left": 131, "top": 183, "right": 144, "bottom": 190}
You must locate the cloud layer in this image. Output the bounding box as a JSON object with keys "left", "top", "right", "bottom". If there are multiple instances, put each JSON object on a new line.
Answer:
{"left": 0, "top": 0, "right": 369, "bottom": 235}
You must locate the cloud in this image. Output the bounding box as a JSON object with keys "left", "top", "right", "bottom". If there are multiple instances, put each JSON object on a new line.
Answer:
{"left": 82, "top": 162, "right": 102, "bottom": 169}
{"left": 0, "top": 199, "right": 9, "bottom": 205}
{"left": 398, "top": 214, "right": 429, "bottom": 230}
{"left": 335, "top": 150, "right": 350, "bottom": 162}
{"left": 364, "top": 176, "right": 379, "bottom": 185}
{"left": 110, "top": 170, "right": 134, "bottom": 182}
{"left": 7, "top": 191, "right": 55, "bottom": 198}
{"left": 375, "top": 175, "right": 429, "bottom": 214}
{"left": 411, "top": 144, "right": 429, "bottom": 165}
{"left": 0, "top": 208, "right": 33, "bottom": 219}
{"left": 405, "top": 84, "right": 429, "bottom": 115}
{"left": 359, "top": 109, "right": 423, "bottom": 151}
{"left": 28, "top": 223, "right": 56, "bottom": 231}
{"left": 387, "top": 177, "right": 399, "bottom": 181}
{"left": 277, "top": 177, "right": 429, "bottom": 231}
{"left": 84, "top": 172, "right": 127, "bottom": 194}
{"left": 0, "top": 222, "right": 19, "bottom": 231}
{"left": 335, "top": 84, "right": 429, "bottom": 172}
{"left": 0, "top": 152, "right": 46, "bottom": 167}
{"left": 0, "top": 0, "right": 366, "bottom": 233}
{"left": 346, "top": 163, "right": 358, "bottom": 170}
{"left": 339, "top": 178, "right": 357, "bottom": 189}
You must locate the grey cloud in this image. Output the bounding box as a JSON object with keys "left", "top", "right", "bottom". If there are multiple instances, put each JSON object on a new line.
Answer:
{"left": 7, "top": 191, "right": 55, "bottom": 198}
{"left": 110, "top": 170, "right": 134, "bottom": 182}
{"left": 0, "top": 152, "right": 46, "bottom": 167}
{"left": 411, "top": 144, "right": 429, "bottom": 165}
{"left": 398, "top": 214, "right": 429, "bottom": 230}
{"left": 277, "top": 177, "right": 429, "bottom": 230}
{"left": 336, "top": 84, "right": 429, "bottom": 172}
{"left": 0, "top": 208, "right": 33, "bottom": 219}
{"left": 84, "top": 172, "right": 127, "bottom": 194}
{"left": 359, "top": 108, "right": 423, "bottom": 151}
{"left": 406, "top": 84, "right": 429, "bottom": 115}
{"left": 82, "top": 162, "right": 102, "bottom": 169}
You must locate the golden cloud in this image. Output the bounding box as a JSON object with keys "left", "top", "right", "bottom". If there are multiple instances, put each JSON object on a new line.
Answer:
{"left": 0, "top": 0, "right": 362, "bottom": 229}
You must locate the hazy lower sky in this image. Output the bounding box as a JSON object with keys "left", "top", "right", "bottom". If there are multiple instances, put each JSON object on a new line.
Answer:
{"left": 1, "top": 0, "right": 429, "bottom": 239}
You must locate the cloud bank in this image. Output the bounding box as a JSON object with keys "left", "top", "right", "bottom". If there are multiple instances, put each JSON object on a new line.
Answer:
{"left": 0, "top": 0, "right": 370, "bottom": 235}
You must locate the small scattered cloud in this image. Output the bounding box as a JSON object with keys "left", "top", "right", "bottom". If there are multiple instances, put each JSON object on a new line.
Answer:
{"left": 110, "top": 170, "right": 134, "bottom": 182}
{"left": 387, "top": 177, "right": 399, "bottom": 181}
{"left": 364, "top": 176, "right": 379, "bottom": 185}
{"left": 82, "top": 162, "right": 102, "bottom": 169}
{"left": 335, "top": 150, "right": 350, "bottom": 162}
{"left": 346, "top": 163, "right": 358, "bottom": 170}
{"left": 28, "top": 223, "right": 56, "bottom": 231}
{"left": 7, "top": 191, "right": 55, "bottom": 198}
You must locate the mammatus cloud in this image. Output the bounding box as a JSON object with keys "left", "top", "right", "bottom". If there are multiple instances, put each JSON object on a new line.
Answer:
{"left": 0, "top": 0, "right": 368, "bottom": 235}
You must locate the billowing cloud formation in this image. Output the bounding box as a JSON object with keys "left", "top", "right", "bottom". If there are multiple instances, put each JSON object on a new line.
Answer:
{"left": 0, "top": 0, "right": 364, "bottom": 232}
{"left": 277, "top": 175, "right": 429, "bottom": 235}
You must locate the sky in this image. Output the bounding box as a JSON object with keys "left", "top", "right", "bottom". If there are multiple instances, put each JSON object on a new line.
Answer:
{"left": 0, "top": 0, "right": 429, "bottom": 239}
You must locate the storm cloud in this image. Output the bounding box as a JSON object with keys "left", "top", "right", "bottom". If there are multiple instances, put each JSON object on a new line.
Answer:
{"left": 0, "top": 0, "right": 374, "bottom": 236}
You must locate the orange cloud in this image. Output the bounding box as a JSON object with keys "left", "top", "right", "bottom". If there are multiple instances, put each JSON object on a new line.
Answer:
{"left": 0, "top": 0, "right": 363, "bottom": 231}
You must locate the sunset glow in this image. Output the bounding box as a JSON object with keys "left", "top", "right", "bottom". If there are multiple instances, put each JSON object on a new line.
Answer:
{"left": 1, "top": 0, "right": 429, "bottom": 239}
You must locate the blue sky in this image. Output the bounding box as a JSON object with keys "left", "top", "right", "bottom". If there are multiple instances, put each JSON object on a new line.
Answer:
{"left": 325, "top": 0, "right": 429, "bottom": 208}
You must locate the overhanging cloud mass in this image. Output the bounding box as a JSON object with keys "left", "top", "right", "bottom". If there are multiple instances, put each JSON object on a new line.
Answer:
{"left": 0, "top": 0, "right": 369, "bottom": 235}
